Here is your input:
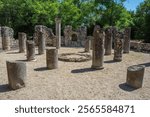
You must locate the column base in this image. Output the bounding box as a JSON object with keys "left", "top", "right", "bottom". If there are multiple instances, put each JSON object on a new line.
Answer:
{"left": 91, "top": 65, "right": 104, "bottom": 70}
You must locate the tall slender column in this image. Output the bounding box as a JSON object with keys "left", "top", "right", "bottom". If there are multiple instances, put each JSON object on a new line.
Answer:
{"left": 123, "top": 27, "right": 131, "bottom": 53}
{"left": 18, "top": 32, "right": 27, "bottom": 53}
{"left": 113, "top": 31, "right": 124, "bottom": 62}
{"left": 84, "top": 39, "right": 91, "bottom": 52}
{"left": 1, "top": 26, "right": 11, "bottom": 50}
{"left": 38, "top": 32, "right": 45, "bottom": 55}
{"left": 0, "top": 27, "right": 2, "bottom": 49}
{"left": 91, "top": 25, "right": 105, "bottom": 70}
{"left": 105, "top": 27, "right": 112, "bottom": 55}
{"left": 55, "top": 18, "right": 61, "bottom": 49}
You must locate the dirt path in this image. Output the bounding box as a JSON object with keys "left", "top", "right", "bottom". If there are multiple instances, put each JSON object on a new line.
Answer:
{"left": 0, "top": 47, "right": 150, "bottom": 100}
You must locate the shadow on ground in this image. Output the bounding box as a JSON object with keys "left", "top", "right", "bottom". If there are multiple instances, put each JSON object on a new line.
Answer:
{"left": 71, "top": 68, "right": 99, "bottom": 73}
{"left": 119, "top": 83, "right": 138, "bottom": 92}
{"left": 16, "top": 59, "right": 28, "bottom": 62}
{"left": 0, "top": 84, "right": 12, "bottom": 93}
{"left": 78, "top": 51, "right": 89, "bottom": 53}
{"left": 6, "top": 51, "right": 19, "bottom": 54}
{"left": 104, "top": 60, "right": 116, "bottom": 63}
{"left": 137, "top": 62, "right": 150, "bottom": 68}
{"left": 34, "top": 67, "right": 49, "bottom": 71}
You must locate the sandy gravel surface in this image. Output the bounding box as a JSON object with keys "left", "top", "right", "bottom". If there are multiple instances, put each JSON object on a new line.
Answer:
{"left": 0, "top": 47, "right": 150, "bottom": 100}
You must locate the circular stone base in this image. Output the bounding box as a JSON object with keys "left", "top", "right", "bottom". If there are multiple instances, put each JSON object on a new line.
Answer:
{"left": 58, "top": 53, "right": 92, "bottom": 62}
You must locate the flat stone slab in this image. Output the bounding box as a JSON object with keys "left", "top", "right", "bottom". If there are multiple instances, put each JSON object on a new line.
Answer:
{"left": 58, "top": 53, "right": 91, "bottom": 62}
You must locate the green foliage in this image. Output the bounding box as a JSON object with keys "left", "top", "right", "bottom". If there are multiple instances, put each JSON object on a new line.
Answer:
{"left": 0, "top": 0, "right": 148, "bottom": 42}
{"left": 132, "top": 0, "right": 150, "bottom": 42}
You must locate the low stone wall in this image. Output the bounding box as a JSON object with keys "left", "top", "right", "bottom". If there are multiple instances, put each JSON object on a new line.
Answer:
{"left": 130, "top": 40, "right": 150, "bottom": 53}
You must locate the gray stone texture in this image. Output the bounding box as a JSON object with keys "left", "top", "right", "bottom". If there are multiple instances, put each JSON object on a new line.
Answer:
{"left": 18, "top": 32, "right": 27, "bottom": 53}
{"left": 0, "top": 27, "right": 2, "bottom": 49}
{"left": 34, "top": 25, "right": 55, "bottom": 46}
{"left": 77, "top": 26, "right": 87, "bottom": 46}
{"left": 46, "top": 47, "right": 58, "bottom": 69}
{"left": 130, "top": 40, "right": 150, "bottom": 52}
{"left": 64, "top": 25, "right": 87, "bottom": 47}
{"left": 91, "top": 25, "right": 105, "bottom": 69}
{"left": 6, "top": 61, "right": 26, "bottom": 90}
{"left": 113, "top": 31, "right": 124, "bottom": 62}
{"left": 105, "top": 27, "right": 113, "bottom": 55}
{"left": 64, "top": 25, "right": 72, "bottom": 46}
{"left": 55, "top": 18, "right": 61, "bottom": 49}
{"left": 38, "top": 32, "right": 45, "bottom": 55}
{"left": 84, "top": 38, "right": 91, "bottom": 52}
{"left": 112, "top": 26, "right": 117, "bottom": 49}
{"left": 26, "top": 40, "right": 35, "bottom": 61}
{"left": 87, "top": 36, "right": 94, "bottom": 50}
{"left": 1, "top": 26, "right": 12, "bottom": 50}
{"left": 126, "top": 65, "right": 145, "bottom": 88}
{"left": 123, "top": 27, "right": 131, "bottom": 53}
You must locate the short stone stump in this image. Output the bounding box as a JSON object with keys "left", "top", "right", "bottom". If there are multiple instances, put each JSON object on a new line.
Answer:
{"left": 58, "top": 53, "right": 91, "bottom": 62}
{"left": 126, "top": 65, "right": 145, "bottom": 88}
{"left": 6, "top": 61, "right": 26, "bottom": 90}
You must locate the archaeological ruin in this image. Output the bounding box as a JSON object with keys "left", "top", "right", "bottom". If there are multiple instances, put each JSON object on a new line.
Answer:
{"left": 0, "top": 19, "right": 149, "bottom": 101}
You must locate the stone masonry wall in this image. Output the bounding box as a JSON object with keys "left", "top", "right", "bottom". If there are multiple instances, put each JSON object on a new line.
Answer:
{"left": 130, "top": 40, "right": 150, "bottom": 52}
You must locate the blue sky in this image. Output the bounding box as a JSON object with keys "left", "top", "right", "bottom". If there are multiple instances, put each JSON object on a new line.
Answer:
{"left": 124, "top": 0, "right": 144, "bottom": 11}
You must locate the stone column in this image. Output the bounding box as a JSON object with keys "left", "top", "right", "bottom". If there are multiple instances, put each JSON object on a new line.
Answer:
{"left": 55, "top": 18, "right": 61, "bottom": 49}
{"left": 26, "top": 40, "right": 36, "bottom": 61}
{"left": 6, "top": 61, "right": 26, "bottom": 90}
{"left": 1, "top": 26, "right": 11, "bottom": 50}
{"left": 0, "top": 27, "right": 2, "bottom": 49}
{"left": 105, "top": 27, "right": 112, "bottom": 55}
{"left": 87, "top": 36, "right": 94, "bottom": 50}
{"left": 112, "top": 26, "right": 117, "bottom": 49}
{"left": 64, "top": 25, "right": 72, "bottom": 46}
{"left": 91, "top": 25, "right": 105, "bottom": 70}
{"left": 18, "top": 32, "right": 27, "bottom": 53}
{"left": 78, "top": 26, "right": 87, "bottom": 46}
{"left": 84, "top": 39, "right": 91, "bottom": 52}
{"left": 113, "top": 31, "right": 124, "bottom": 62}
{"left": 126, "top": 65, "right": 145, "bottom": 88}
{"left": 38, "top": 32, "right": 45, "bottom": 55}
{"left": 46, "top": 47, "right": 58, "bottom": 69}
{"left": 123, "top": 27, "right": 131, "bottom": 53}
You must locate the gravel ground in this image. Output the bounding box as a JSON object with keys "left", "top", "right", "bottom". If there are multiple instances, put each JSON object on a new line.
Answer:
{"left": 0, "top": 47, "right": 150, "bottom": 100}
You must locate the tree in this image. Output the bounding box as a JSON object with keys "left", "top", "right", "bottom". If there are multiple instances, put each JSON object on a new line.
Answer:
{"left": 132, "top": 0, "right": 150, "bottom": 42}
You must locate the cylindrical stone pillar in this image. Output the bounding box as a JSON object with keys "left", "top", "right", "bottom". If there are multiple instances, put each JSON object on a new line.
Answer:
{"left": 126, "top": 65, "right": 145, "bottom": 88}
{"left": 6, "top": 61, "right": 26, "bottom": 90}
{"left": 18, "top": 32, "right": 27, "bottom": 53}
{"left": 26, "top": 40, "right": 36, "bottom": 61}
{"left": 105, "top": 27, "right": 112, "bottom": 55}
{"left": 55, "top": 18, "right": 61, "bottom": 49}
{"left": 91, "top": 25, "right": 105, "bottom": 70}
{"left": 112, "top": 26, "right": 117, "bottom": 49}
{"left": 0, "top": 27, "right": 2, "bottom": 49}
{"left": 1, "top": 26, "right": 11, "bottom": 50}
{"left": 84, "top": 39, "right": 91, "bottom": 52}
{"left": 87, "top": 36, "right": 94, "bottom": 50}
{"left": 123, "top": 27, "right": 131, "bottom": 53}
{"left": 46, "top": 47, "right": 58, "bottom": 69}
{"left": 38, "top": 32, "right": 45, "bottom": 55}
{"left": 113, "top": 31, "right": 124, "bottom": 62}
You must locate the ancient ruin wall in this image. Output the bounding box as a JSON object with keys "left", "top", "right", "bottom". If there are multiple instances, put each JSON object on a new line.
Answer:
{"left": 130, "top": 41, "right": 150, "bottom": 52}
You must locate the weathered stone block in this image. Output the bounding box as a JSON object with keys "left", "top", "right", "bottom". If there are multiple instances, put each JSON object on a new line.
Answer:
{"left": 126, "top": 65, "right": 145, "bottom": 88}
{"left": 46, "top": 47, "right": 58, "bottom": 69}
{"left": 26, "top": 40, "right": 36, "bottom": 61}
{"left": 91, "top": 25, "right": 105, "bottom": 69}
{"left": 18, "top": 32, "right": 27, "bottom": 53}
{"left": 6, "top": 61, "right": 26, "bottom": 90}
